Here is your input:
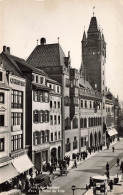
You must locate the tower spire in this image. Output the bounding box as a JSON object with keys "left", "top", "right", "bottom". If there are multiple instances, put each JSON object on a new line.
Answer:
{"left": 93, "top": 6, "right": 95, "bottom": 17}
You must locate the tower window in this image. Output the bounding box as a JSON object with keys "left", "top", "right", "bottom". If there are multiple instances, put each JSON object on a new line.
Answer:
{"left": 0, "top": 72, "right": 3, "bottom": 82}
{"left": 0, "top": 93, "right": 4, "bottom": 103}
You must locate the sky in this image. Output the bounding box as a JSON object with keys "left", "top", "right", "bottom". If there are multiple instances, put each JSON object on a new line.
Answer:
{"left": 0, "top": 0, "right": 123, "bottom": 100}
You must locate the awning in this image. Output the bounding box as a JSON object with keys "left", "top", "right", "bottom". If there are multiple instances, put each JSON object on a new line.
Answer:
{"left": 113, "top": 129, "right": 118, "bottom": 135}
{"left": 107, "top": 128, "right": 118, "bottom": 136}
{"left": 12, "top": 154, "right": 34, "bottom": 174}
{"left": 0, "top": 164, "right": 18, "bottom": 184}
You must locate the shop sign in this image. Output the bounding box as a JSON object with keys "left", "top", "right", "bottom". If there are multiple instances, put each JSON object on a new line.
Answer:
{"left": 10, "top": 78, "right": 25, "bottom": 86}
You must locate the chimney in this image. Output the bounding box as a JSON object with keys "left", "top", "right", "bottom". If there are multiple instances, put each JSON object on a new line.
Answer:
{"left": 7, "top": 47, "right": 10, "bottom": 54}
{"left": 3, "top": 46, "right": 10, "bottom": 54}
{"left": 3, "top": 46, "right": 7, "bottom": 52}
{"left": 40, "top": 37, "right": 46, "bottom": 45}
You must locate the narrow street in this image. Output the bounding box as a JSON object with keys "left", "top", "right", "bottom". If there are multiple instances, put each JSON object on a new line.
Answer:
{"left": 41, "top": 139, "right": 123, "bottom": 195}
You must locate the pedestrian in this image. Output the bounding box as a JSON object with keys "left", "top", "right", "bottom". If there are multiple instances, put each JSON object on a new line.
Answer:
{"left": 30, "top": 176, "right": 34, "bottom": 187}
{"left": 109, "top": 180, "right": 113, "bottom": 191}
{"left": 112, "top": 146, "right": 115, "bottom": 152}
{"left": 106, "top": 162, "right": 109, "bottom": 171}
{"left": 89, "top": 177, "right": 93, "bottom": 188}
{"left": 74, "top": 159, "right": 77, "bottom": 168}
{"left": 117, "top": 158, "right": 120, "bottom": 166}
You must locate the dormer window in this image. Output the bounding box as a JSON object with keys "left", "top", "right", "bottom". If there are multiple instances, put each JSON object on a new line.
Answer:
{"left": 0, "top": 72, "right": 3, "bottom": 82}
{"left": 40, "top": 77, "right": 43, "bottom": 84}
{"left": 36, "top": 75, "right": 38, "bottom": 83}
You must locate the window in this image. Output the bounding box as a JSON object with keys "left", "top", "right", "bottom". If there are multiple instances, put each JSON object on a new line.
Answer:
{"left": 73, "top": 137, "right": 77, "bottom": 150}
{"left": 50, "top": 101, "right": 52, "bottom": 108}
{"left": 40, "top": 77, "right": 43, "bottom": 84}
{"left": 73, "top": 117, "right": 78, "bottom": 129}
{"left": 0, "top": 93, "right": 4, "bottom": 103}
{"left": 67, "top": 138, "right": 70, "bottom": 144}
{"left": 66, "top": 138, "right": 71, "bottom": 152}
{"left": 45, "top": 92, "right": 49, "bottom": 102}
{"left": 80, "top": 118, "right": 84, "bottom": 128}
{"left": 33, "top": 91, "right": 38, "bottom": 102}
{"left": 81, "top": 137, "right": 83, "bottom": 147}
{"left": 0, "top": 72, "right": 3, "bottom": 82}
{"left": 36, "top": 75, "right": 38, "bottom": 83}
{"left": 0, "top": 115, "right": 4, "bottom": 126}
{"left": 58, "top": 132, "right": 60, "bottom": 139}
{"left": 57, "top": 86, "right": 59, "bottom": 93}
{"left": 45, "top": 111, "right": 49, "bottom": 122}
{"left": 41, "top": 131, "right": 44, "bottom": 144}
{"left": 81, "top": 100, "right": 83, "bottom": 108}
{"left": 54, "top": 101, "right": 56, "bottom": 108}
{"left": 45, "top": 130, "right": 49, "bottom": 142}
{"left": 58, "top": 116, "right": 60, "bottom": 125}
{"left": 51, "top": 133, "right": 53, "bottom": 141}
{"left": 0, "top": 138, "right": 4, "bottom": 151}
{"left": 58, "top": 102, "right": 60, "bottom": 108}
{"left": 66, "top": 78, "right": 70, "bottom": 87}
{"left": 39, "top": 92, "right": 43, "bottom": 102}
{"left": 65, "top": 117, "right": 71, "bottom": 130}
{"left": 11, "top": 90, "right": 23, "bottom": 108}
{"left": 11, "top": 134, "right": 22, "bottom": 151}
{"left": 84, "top": 137, "right": 86, "bottom": 146}
{"left": 85, "top": 100, "right": 87, "bottom": 108}
{"left": 49, "top": 84, "right": 52, "bottom": 89}
{"left": 90, "top": 101, "right": 92, "bottom": 108}
{"left": 54, "top": 115, "right": 57, "bottom": 125}
{"left": 55, "top": 132, "right": 57, "bottom": 140}
{"left": 40, "top": 111, "right": 43, "bottom": 123}
{"left": 33, "top": 110, "right": 38, "bottom": 123}
{"left": 11, "top": 113, "right": 22, "bottom": 126}
{"left": 50, "top": 115, "right": 53, "bottom": 125}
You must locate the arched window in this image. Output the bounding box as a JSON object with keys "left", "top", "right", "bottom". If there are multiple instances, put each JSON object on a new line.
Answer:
{"left": 65, "top": 117, "right": 71, "bottom": 130}
{"left": 80, "top": 118, "right": 84, "bottom": 128}
{"left": 73, "top": 117, "right": 78, "bottom": 129}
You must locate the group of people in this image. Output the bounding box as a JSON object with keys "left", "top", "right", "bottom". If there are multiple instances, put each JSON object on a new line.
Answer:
{"left": 0, "top": 172, "right": 36, "bottom": 193}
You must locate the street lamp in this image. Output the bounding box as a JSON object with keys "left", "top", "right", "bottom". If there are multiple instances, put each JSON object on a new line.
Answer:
{"left": 71, "top": 185, "right": 76, "bottom": 195}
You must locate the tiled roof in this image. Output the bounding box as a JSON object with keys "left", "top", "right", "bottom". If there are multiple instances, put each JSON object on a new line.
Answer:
{"left": 2, "top": 52, "right": 47, "bottom": 76}
{"left": 79, "top": 78, "right": 93, "bottom": 89}
{"left": 88, "top": 17, "right": 98, "bottom": 33}
{"left": 32, "top": 83, "right": 51, "bottom": 91}
{"left": 27, "top": 43, "right": 66, "bottom": 67}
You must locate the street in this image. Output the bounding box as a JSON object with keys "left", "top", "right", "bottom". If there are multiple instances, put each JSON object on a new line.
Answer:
{"left": 41, "top": 139, "right": 123, "bottom": 195}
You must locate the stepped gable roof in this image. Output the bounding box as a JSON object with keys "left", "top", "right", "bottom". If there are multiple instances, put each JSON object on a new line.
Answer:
{"left": 3, "top": 52, "right": 47, "bottom": 76}
{"left": 79, "top": 78, "right": 93, "bottom": 89}
{"left": 88, "top": 16, "right": 99, "bottom": 33}
{"left": 27, "top": 43, "right": 66, "bottom": 67}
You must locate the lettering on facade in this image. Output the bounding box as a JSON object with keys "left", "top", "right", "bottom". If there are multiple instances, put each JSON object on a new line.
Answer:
{"left": 10, "top": 78, "right": 25, "bottom": 86}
